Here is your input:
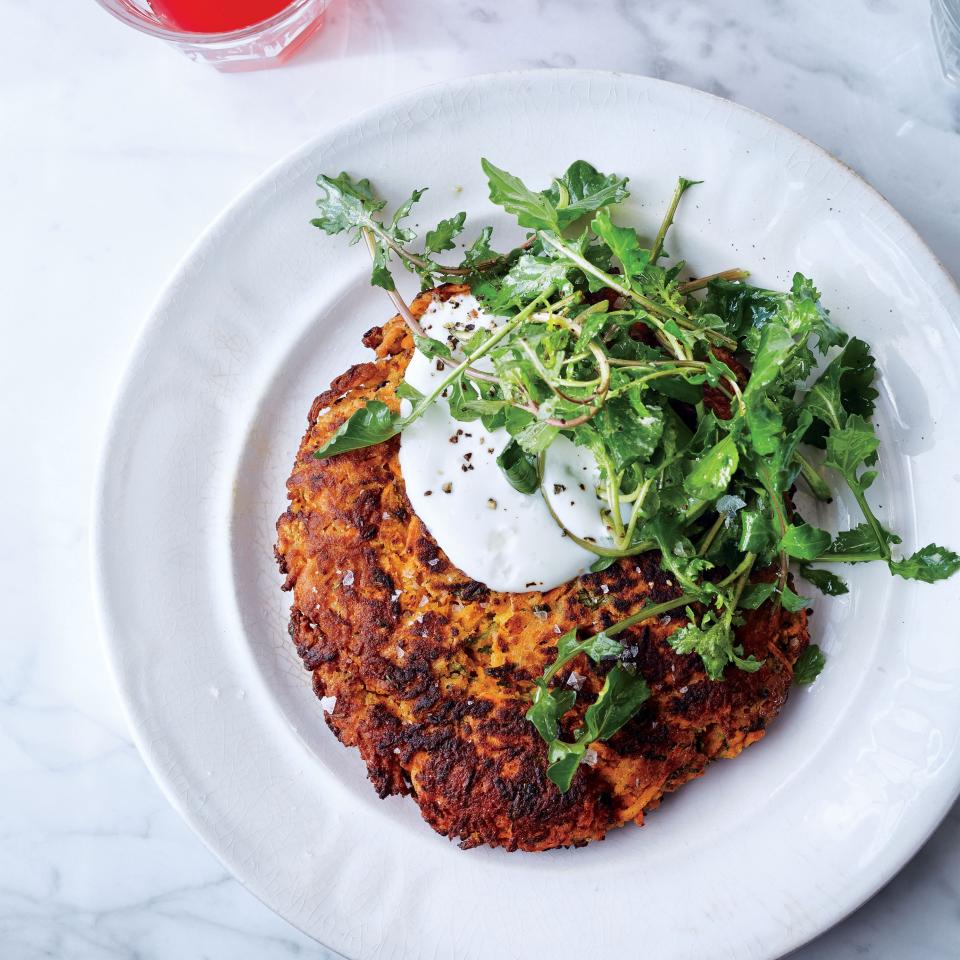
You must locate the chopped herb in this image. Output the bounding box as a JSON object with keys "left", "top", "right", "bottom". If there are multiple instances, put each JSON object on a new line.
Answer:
{"left": 794, "top": 644, "right": 826, "bottom": 685}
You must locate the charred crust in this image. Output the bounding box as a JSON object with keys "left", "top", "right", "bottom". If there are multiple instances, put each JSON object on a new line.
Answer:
{"left": 361, "top": 325, "right": 384, "bottom": 349}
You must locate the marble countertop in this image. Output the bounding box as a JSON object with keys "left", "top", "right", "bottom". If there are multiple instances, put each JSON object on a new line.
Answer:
{"left": 3, "top": 0, "right": 959, "bottom": 957}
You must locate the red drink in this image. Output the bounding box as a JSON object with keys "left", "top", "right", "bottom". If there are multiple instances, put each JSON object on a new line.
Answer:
{"left": 149, "top": 0, "right": 295, "bottom": 33}
{"left": 95, "top": 0, "right": 327, "bottom": 69}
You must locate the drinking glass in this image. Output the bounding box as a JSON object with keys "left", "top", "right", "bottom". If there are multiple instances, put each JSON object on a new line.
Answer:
{"left": 932, "top": 0, "right": 960, "bottom": 82}
{"left": 93, "top": 0, "right": 329, "bottom": 70}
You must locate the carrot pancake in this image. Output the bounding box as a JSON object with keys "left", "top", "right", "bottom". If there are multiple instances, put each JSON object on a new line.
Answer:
{"left": 275, "top": 285, "right": 809, "bottom": 852}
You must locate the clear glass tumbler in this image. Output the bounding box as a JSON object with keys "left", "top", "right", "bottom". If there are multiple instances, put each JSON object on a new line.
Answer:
{"left": 932, "top": 0, "right": 960, "bottom": 82}
{"left": 93, "top": 0, "right": 329, "bottom": 71}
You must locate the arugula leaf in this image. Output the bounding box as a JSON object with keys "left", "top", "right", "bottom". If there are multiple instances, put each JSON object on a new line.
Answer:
{"left": 739, "top": 581, "right": 777, "bottom": 609}
{"left": 414, "top": 335, "right": 452, "bottom": 360}
{"left": 395, "top": 381, "right": 424, "bottom": 403}
{"left": 502, "top": 405, "right": 535, "bottom": 437}
{"left": 590, "top": 208, "right": 651, "bottom": 279}
{"left": 308, "top": 163, "right": 960, "bottom": 795}
{"left": 313, "top": 400, "right": 401, "bottom": 460}
{"left": 546, "top": 740, "right": 587, "bottom": 791}
{"left": 802, "top": 354, "right": 846, "bottom": 433}
{"left": 743, "top": 408, "right": 812, "bottom": 494}
{"left": 834, "top": 523, "right": 890, "bottom": 552}
{"left": 459, "top": 226, "right": 499, "bottom": 270}
{"left": 780, "top": 273, "right": 847, "bottom": 357}
{"left": 744, "top": 393, "right": 784, "bottom": 457}
{"left": 311, "top": 172, "right": 385, "bottom": 235}
{"left": 389, "top": 187, "right": 426, "bottom": 240}
{"left": 424, "top": 211, "right": 466, "bottom": 254}
{"left": 463, "top": 396, "right": 508, "bottom": 417}
{"left": 668, "top": 612, "right": 762, "bottom": 680}
{"left": 819, "top": 522, "right": 899, "bottom": 559}
{"left": 514, "top": 416, "right": 559, "bottom": 455}
{"left": 526, "top": 683, "right": 577, "bottom": 742}
{"left": 648, "top": 373, "right": 703, "bottom": 404}
{"left": 889, "top": 544, "right": 960, "bottom": 583}
{"left": 484, "top": 254, "right": 573, "bottom": 309}
{"left": 581, "top": 631, "right": 625, "bottom": 662}
{"left": 595, "top": 397, "right": 665, "bottom": 472}
{"left": 738, "top": 500, "right": 778, "bottom": 559}
{"left": 545, "top": 665, "right": 650, "bottom": 791}
{"left": 370, "top": 237, "right": 395, "bottom": 291}
{"left": 780, "top": 585, "right": 810, "bottom": 612}
{"left": 685, "top": 435, "right": 739, "bottom": 501}
{"left": 480, "top": 158, "right": 559, "bottom": 232}
{"left": 496, "top": 438, "right": 539, "bottom": 494}
{"left": 699, "top": 280, "right": 782, "bottom": 343}
{"left": 711, "top": 274, "right": 844, "bottom": 375}
{"left": 824, "top": 415, "right": 879, "bottom": 479}
{"left": 572, "top": 303, "right": 612, "bottom": 350}
{"left": 837, "top": 337, "right": 879, "bottom": 418}
{"left": 800, "top": 336, "right": 876, "bottom": 446}
{"left": 543, "top": 160, "right": 630, "bottom": 228}
{"left": 643, "top": 521, "right": 713, "bottom": 599}
{"left": 794, "top": 645, "right": 825, "bottom": 685}
{"left": 745, "top": 322, "right": 795, "bottom": 394}
{"left": 447, "top": 376, "right": 481, "bottom": 422}
{"left": 527, "top": 597, "right": 698, "bottom": 792}
{"left": 583, "top": 666, "right": 651, "bottom": 740}
{"left": 799, "top": 565, "right": 849, "bottom": 596}
{"left": 781, "top": 523, "right": 832, "bottom": 561}
{"left": 821, "top": 414, "right": 896, "bottom": 563}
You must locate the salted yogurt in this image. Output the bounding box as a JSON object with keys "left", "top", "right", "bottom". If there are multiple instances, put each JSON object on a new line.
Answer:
{"left": 399, "top": 294, "right": 616, "bottom": 592}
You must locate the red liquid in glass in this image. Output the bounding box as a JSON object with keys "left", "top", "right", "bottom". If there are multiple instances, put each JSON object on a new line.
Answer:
{"left": 149, "top": 0, "right": 294, "bottom": 33}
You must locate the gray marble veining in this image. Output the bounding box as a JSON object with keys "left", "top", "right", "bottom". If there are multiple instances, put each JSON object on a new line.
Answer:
{"left": 2, "top": 0, "right": 958, "bottom": 956}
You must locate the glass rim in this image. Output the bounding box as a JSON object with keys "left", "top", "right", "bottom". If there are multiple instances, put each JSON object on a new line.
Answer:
{"left": 92, "top": 0, "right": 318, "bottom": 43}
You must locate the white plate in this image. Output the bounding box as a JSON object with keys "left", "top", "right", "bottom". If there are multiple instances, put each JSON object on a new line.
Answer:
{"left": 93, "top": 71, "right": 960, "bottom": 960}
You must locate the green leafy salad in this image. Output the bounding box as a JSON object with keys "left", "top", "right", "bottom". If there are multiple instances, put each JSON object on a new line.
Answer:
{"left": 308, "top": 158, "right": 960, "bottom": 792}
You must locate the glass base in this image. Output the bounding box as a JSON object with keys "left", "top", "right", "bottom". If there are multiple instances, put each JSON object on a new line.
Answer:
{"left": 93, "top": 0, "right": 329, "bottom": 70}
{"left": 171, "top": 7, "right": 326, "bottom": 70}
{"left": 932, "top": 0, "right": 960, "bottom": 83}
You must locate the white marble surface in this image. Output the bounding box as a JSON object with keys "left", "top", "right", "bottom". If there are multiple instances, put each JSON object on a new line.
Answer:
{"left": 2, "top": 0, "right": 959, "bottom": 957}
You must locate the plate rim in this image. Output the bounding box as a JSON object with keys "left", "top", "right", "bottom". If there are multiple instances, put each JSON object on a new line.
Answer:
{"left": 91, "top": 67, "right": 960, "bottom": 959}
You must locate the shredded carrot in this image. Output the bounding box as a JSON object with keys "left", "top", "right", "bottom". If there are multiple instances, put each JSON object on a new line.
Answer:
{"left": 767, "top": 642, "right": 793, "bottom": 675}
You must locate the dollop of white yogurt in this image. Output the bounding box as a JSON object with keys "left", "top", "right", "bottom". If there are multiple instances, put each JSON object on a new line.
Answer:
{"left": 398, "top": 294, "right": 616, "bottom": 593}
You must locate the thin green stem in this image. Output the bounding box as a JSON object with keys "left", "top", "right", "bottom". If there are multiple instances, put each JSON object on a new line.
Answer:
{"left": 539, "top": 457, "right": 655, "bottom": 558}
{"left": 651, "top": 177, "right": 698, "bottom": 264}
{"left": 796, "top": 453, "right": 833, "bottom": 502}
{"left": 717, "top": 551, "right": 756, "bottom": 589}
{"left": 678, "top": 268, "right": 750, "bottom": 293}
{"left": 813, "top": 551, "right": 884, "bottom": 563}
{"left": 604, "top": 365, "right": 709, "bottom": 402}
{"left": 726, "top": 554, "right": 757, "bottom": 618}
{"left": 540, "top": 592, "right": 694, "bottom": 685}
{"left": 604, "top": 594, "right": 696, "bottom": 639}
{"left": 598, "top": 452, "right": 625, "bottom": 543}
{"left": 697, "top": 514, "right": 725, "bottom": 557}
{"left": 756, "top": 464, "right": 790, "bottom": 592}
{"left": 361, "top": 228, "right": 427, "bottom": 336}
{"left": 621, "top": 478, "right": 654, "bottom": 547}
{"left": 850, "top": 483, "right": 891, "bottom": 561}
